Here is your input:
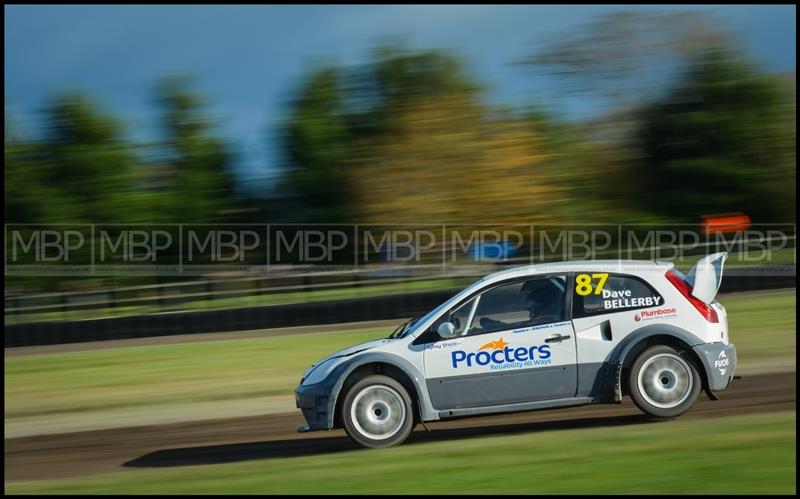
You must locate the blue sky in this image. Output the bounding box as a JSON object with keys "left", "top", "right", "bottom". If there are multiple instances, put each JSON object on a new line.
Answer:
{"left": 5, "top": 5, "right": 796, "bottom": 188}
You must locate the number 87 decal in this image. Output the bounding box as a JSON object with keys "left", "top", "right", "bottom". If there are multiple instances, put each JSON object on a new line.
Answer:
{"left": 575, "top": 273, "right": 609, "bottom": 296}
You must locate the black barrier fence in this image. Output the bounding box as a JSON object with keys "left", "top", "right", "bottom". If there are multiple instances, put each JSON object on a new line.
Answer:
{"left": 4, "top": 269, "right": 796, "bottom": 347}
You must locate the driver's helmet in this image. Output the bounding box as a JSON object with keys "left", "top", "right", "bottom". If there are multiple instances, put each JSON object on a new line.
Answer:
{"left": 520, "top": 278, "right": 560, "bottom": 317}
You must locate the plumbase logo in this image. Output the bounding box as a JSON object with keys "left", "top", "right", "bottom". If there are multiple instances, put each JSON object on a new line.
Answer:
{"left": 451, "top": 337, "right": 551, "bottom": 370}
{"left": 634, "top": 307, "right": 678, "bottom": 322}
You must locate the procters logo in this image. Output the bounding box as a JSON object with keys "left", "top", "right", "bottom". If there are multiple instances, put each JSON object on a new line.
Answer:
{"left": 450, "top": 337, "right": 551, "bottom": 369}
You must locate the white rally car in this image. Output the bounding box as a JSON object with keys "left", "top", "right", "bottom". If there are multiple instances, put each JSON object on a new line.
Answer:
{"left": 295, "top": 252, "right": 736, "bottom": 448}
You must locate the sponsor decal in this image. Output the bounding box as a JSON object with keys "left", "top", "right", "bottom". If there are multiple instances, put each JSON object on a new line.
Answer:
{"left": 602, "top": 288, "right": 662, "bottom": 310}
{"left": 478, "top": 338, "right": 509, "bottom": 351}
{"left": 512, "top": 321, "right": 571, "bottom": 334}
{"left": 575, "top": 273, "right": 609, "bottom": 296}
{"left": 635, "top": 307, "right": 678, "bottom": 321}
{"left": 715, "top": 351, "right": 730, "bottom": 375}
{"left": 451, "top": 337, "right": 552, "bottom": 370}
{"left": 425, "top": 339, "right": 461, "bottom": 350}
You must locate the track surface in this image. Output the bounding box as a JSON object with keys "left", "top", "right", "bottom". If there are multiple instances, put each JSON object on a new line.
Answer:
{"left": 5, "top": 371, "right": 795, "bottom": 482}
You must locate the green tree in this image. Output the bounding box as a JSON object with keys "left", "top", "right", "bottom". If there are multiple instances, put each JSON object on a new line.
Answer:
{"left": 635, "top": 50, "right": 796, "bottom": 221}
{"left": 283, "top": 68, "right": 355, "bottom": 222}
{"left": 153, "top": 77, "right": 237, "bottom": 223}
{"left": 5, "top": 117, "right": 59, "bottom": 223}
{"left": 7, "top": 94, "right": 144, "bottom": 224}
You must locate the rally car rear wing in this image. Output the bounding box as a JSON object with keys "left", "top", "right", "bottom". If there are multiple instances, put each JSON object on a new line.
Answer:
{"left": 685, "top": 252, "right": 728, "bottom": 304}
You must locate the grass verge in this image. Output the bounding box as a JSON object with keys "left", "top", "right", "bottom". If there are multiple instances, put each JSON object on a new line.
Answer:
{"left": 5, "top": 411, "right": 796, "bottom": 494}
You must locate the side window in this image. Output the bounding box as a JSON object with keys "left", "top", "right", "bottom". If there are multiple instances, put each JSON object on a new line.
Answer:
{"left": 574, "top": 273, "right": 663, "bottom": 317}
{"left": 448, "top": 297, "right": 476, "bottom": 336}
{"left": 465, "top": 276, "right": 567, "bottom": 336}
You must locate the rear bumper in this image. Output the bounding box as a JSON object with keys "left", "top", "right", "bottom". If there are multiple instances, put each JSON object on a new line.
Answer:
{"left": 692, "top": 342, "right": 737, "bottom": 390}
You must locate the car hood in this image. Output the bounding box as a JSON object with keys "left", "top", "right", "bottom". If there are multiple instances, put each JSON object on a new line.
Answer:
{"left": 315, "top": 338, "right": 392, "bottom": 366}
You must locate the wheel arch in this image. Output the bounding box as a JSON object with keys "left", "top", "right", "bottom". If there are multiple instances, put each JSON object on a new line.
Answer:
{"left": 327, "top": 353, "right": 437, "bottom": 429}
{"left": 610, "top": 324, "right": 710, "bottom": 397}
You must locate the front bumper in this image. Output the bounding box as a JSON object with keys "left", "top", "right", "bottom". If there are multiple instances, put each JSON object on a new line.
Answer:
{"left": 295, "top": 381, "right": 336, "bottom": 432}
{"left": 692, "top": 342, "right": 737, "bottom": 391}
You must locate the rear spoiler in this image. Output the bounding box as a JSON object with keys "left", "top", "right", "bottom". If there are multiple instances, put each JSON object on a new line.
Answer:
{"left": 685, "top": 252, "right": 728, "bottom": 304}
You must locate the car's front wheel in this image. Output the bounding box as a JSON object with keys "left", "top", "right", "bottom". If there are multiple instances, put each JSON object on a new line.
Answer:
{"left": 341, "top": 375, "right": 414, "bottom": 448}
{"left": 629, "top": 344, "right": 702, "bottom": 418}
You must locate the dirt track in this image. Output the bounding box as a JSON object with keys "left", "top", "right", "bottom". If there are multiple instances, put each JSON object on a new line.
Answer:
{"left": 5, "top": 371, "right": 795, "bottom": 482}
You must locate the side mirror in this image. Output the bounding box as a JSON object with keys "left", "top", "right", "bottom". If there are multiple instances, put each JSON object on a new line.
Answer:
{"left": 437, "top": 322, "right": 456, "bottom": 339}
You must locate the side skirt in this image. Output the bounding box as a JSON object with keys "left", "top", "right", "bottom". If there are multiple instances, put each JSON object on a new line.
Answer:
{"left": 436, "top": 397, "right": 595, "bottom": 420}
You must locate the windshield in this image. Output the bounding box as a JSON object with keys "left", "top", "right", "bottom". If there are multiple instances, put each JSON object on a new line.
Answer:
{"left": 398, "top": 276, "right": 487, "bottom": 337}
{"left": 387, "top": 317, "right": 417, "bottom": 339}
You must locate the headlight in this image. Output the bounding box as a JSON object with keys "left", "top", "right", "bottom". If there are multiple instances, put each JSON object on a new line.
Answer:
{"left": 301, "top": 358, "right": 338, "bottom": 386}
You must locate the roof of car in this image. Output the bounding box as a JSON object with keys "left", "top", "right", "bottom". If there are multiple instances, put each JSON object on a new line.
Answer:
{"left": 479, "top": 259, "right": 674, "bottom": 284}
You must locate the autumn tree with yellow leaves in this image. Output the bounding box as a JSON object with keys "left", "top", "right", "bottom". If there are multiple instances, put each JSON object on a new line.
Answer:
{"left": 283, "top": 46, "right": 568, "bottom": 227}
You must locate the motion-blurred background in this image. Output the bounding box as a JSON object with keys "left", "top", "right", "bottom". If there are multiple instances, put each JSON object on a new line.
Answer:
{"left": 4, "top": 5, "right": 796, "bottom": 327}
{"left": 6, "top": 6, "right": 796, "bottom": 226}
{"left": 4, "top": 6, "right": 797, "bottom": 494}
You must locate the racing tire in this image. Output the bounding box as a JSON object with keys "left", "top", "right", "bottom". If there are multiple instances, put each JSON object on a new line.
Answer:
{"left": 629, "top": 344, "right": 702, "bottom": 418}
{"left": 341, "top": 375, "right": 415, "bottom": 448}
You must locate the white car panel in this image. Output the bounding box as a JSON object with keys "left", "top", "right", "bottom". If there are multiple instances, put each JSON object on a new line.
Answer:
{"left": 295, "top": 253, "right": 738, "bottom": 442}
{"left": 423, "top": 320, "right": 576, "bottom": 379}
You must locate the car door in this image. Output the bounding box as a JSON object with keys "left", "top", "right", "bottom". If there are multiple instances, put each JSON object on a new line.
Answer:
{"left": 570, "top": 271, "right": 666, "bottom": 398}
{"left": 422, "top": 274, "right": 578, "bottom": 410}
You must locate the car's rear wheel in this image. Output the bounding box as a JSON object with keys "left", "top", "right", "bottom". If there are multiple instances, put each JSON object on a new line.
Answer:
{"left": 629, "top": 344, "right": 702, "bottom": 418}
{"left": 342, "top": 375, "right": 414, "bottom": 448}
